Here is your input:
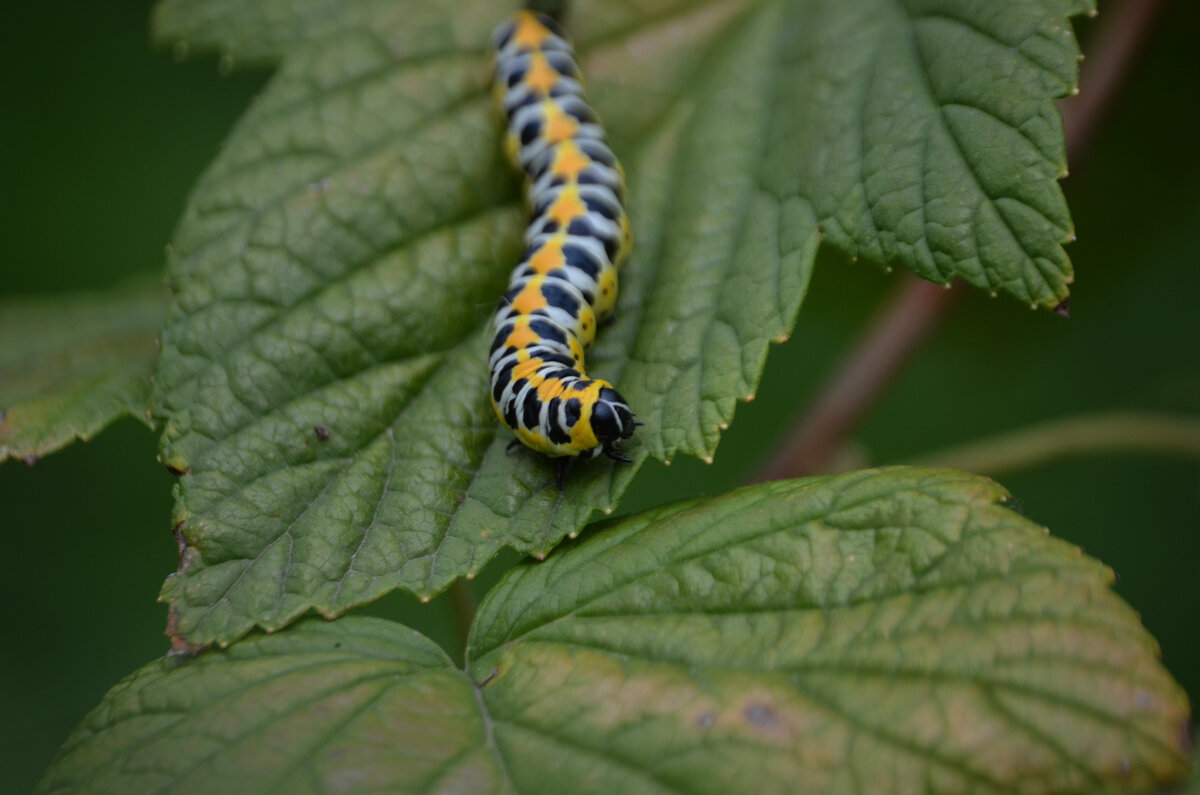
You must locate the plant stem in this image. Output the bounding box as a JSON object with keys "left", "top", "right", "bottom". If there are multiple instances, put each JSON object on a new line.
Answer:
{"left": 753, "top": 0, "right": 1168, "bottom": 482}
{"left": 752, "top": 275, "right": 953, "bottom": 482}
{"left": 1059, "top": 0, "right": 1167, "bottom": 171}
{"left": 901, "top": 412, "right": 1200, "bottom": 477}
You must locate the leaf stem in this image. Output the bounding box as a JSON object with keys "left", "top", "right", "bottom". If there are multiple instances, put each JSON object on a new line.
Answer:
{"left": 449, "top": 579, "right": 478, "bottom": 660}
{"left": 899, "top": 412, "right": 1200, "bottom": 477}
{"left": 753, "top": 0, "right": 1168, "bottom": 482}
{"left": 902, "top": 413, "right": 1200, "bottom": 475}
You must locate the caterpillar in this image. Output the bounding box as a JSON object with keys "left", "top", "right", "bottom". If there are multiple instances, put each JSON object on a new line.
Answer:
{"left": 488, "top": 10, "right": 639, "bottom": 488}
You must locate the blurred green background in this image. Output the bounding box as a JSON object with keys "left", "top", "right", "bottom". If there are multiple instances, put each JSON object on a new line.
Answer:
{"left": 1, "top": 1, "right": 1195, "bottom": 791}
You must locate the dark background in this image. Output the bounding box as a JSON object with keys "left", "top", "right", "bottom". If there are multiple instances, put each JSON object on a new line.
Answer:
{"left": 2, "top": 1, "right": 1196, "bottom": 791}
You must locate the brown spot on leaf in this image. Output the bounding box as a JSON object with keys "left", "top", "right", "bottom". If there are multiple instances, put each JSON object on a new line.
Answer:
{"left": 1053, "top": 297, "right": 1071, "bottom": 318}
{"left": 721, "top": 690, "right": 814, "bottom": 745}
{"left": 165, "top": 609, "right": 205, "bottom": 656}
{"left": 744, "top": 702, "right": 781, "bottom": 730}
{"left": 314, "top": 424, "right": 330, "bottom": 441}
{"left": 172, "top": 521, "right": 188, "bottom": 566}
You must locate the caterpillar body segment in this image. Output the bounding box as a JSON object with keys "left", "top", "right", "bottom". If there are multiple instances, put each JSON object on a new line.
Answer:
{"left": 509, "top": 232, "right": 617, "bottom": 322}
{"left": 488, "top": 10, "right": 638, "bottom": 483}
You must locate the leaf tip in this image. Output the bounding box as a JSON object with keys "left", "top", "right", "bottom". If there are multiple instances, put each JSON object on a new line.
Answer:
{"left": 703, "top": 455, "right": 713, "bottom": 465}
{"left": 1053, "top": 298, "right": 1072, "bottom": 319}
{"left": 718, "top": 422, "right": 728, "bottom": 431}
{"left": 23, "top": 454, "right": 39, "bottom": 467}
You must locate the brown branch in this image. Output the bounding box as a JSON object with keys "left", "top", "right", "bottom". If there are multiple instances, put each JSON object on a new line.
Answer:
{"left": 752, "top": 0, "right": 1168, "bottom": 483}
{"left": 1059, "top": 0, "right": 1167, "bottom": 169}
{"left": 753, "top": 275, "right": 954, "bottom": 482}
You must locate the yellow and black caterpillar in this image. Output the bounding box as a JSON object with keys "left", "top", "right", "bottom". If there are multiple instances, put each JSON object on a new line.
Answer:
{"left": 488, "top": 10, "right": 638, "bottom": 487}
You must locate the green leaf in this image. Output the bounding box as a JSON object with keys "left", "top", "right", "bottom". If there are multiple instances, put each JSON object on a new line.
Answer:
{"left": 0, "top": 278, "right": 166, "bottom": 464}
{"left": 42, "top": 470, "right": 1191, "bottom": 794}
{"left": 467, "top": 468, "right": 1190, "bottom": 793}
{"left": 36, "top": 618, "right": 504, "bottom": 795}
{"left": 151, "top": 0, "right": 1088, "bottom": 646}
{"left": 779, "top": 0, "right": 1087, "bottom": 308}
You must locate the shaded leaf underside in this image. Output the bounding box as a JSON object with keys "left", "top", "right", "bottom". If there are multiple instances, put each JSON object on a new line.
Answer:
{"left": 40, "top": 470, "right": 1191, "bottom": 794}
{"left": 0, "top": 278, "right": 166, "bottom": 463}
{"left": 151, "top": 0, "right": 1089, "bottom": 646}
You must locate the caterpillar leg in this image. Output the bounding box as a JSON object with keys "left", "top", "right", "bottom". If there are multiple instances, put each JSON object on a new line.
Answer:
{"left": 604, "top": 448, "right": 634, "bottom": 464}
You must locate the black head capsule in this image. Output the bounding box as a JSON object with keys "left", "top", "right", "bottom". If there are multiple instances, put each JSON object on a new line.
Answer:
{"left": 590, "top": 386, "right": 637, "bottom": 464}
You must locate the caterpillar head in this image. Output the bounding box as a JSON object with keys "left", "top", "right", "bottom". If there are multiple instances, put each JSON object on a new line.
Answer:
{"left": 590, "top": 386, "right": 638, "bottom": 461}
